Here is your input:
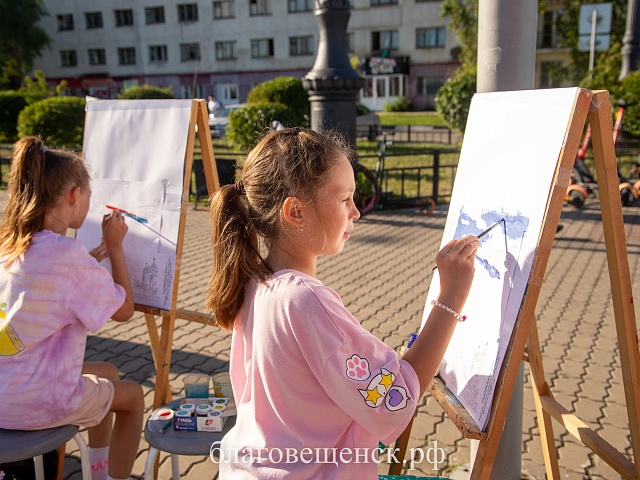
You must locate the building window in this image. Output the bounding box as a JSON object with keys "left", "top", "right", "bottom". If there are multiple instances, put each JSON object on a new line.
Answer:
{"left": 251, "top": 38, "right": 274, "bottom": 58}
{"left": 215, "top": 41, "right": 237, "bottom": 60}
{"left": 149, "top": 45, "right": 168, "bottom": 62}
{"left": 371, "top": 0, "right": 398, "bottom": 4}
{"left": 416, "top": 27, "right": 446, "bottom": 48}
{"left": 538, "top": 11, "right": 555, "bottom": 48}
{"left": 288, "top": 0, "right": 312, "bottom": 12}
{"left": 115, "top": 9, "right": 134, "bottom": 26}
{"left": 372, "top": 30, "right": 398, "bottom": 51}
{"left": 416, "top": 76, "right": 444, "bottom": 95}
{"left": 85, "top": 12, "right": 103, "bottom": 29}
{"left": 178, "top": 4, "right": 198, "bottom": 22}
{"left": 214, "top": 0, "right": 235, "bottom": 18}
{"left": 60, "top": 50, "right": 77, "bottom": 67}
{"left": 57, "top": 14, "right": 74, "bottom": 31}
{"left": 182, "top": 84, "right": 203, "bottom": 99}
{"left": 180, "top": 43, "right": 200, "bottom": 62}
{"left": 145, "top": 6, "right": 165, "bottom": 24}
{"left": 250, "top": 0, "right": 270, "bottom": 16}
{"left": 289, "top": 36, "right": 314, "bottom": 56}
{"left": 88, "top": 48, "right": 106, "bottom": 65}
{"left": 118, "top": 47, "right": 136, "bottom": 65}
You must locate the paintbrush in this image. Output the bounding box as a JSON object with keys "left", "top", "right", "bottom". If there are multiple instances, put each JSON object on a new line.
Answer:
{"left": 431, "top": 218, "right": 505, "bottom": 271}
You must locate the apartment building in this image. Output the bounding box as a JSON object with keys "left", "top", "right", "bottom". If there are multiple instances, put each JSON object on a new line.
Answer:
{"left": 32, "top": 1, "right": 570, "bottom": 110}
{"left": 32, "top": 0, "right": 461, "bottom": 110}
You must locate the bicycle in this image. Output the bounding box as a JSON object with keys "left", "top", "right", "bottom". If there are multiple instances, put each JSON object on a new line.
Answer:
{"left": 353, "top": 133, "right": 436, "bottom": 217}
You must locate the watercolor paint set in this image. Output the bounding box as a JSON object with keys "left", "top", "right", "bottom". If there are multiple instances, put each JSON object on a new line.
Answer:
{"left": 172, "top": 397, "right": 232, "bottom": 432}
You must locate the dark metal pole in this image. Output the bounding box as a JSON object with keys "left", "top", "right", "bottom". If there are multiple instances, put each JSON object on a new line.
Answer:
{"left": 302, "top": 0, "right": 364, "bottom": 149}
{"left": 621, "top": 0, "right": 640, "bottom": 79}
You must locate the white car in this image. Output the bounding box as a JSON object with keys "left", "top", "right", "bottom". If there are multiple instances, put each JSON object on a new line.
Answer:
{"left": 209, "top": 103, "right": 245, "bottom": 138}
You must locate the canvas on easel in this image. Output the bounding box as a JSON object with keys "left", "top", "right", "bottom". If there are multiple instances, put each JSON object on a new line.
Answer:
{"left": 393, "top": 88, "right": 640, "bottom": 479}
{"left": 77, "top": 98, "right": 220, "bottom": 408}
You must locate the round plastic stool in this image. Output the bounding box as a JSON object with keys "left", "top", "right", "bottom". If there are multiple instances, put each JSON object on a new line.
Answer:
{"left": 0, "top": 425, "right": 91, "bottom": 480}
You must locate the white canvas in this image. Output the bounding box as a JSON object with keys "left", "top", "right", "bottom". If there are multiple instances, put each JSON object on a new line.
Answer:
{"left": 421, "top": 87, "right": 582, "bottom": 430}
{"left": 76, "top": 99, "right": 193, "bottom": 310}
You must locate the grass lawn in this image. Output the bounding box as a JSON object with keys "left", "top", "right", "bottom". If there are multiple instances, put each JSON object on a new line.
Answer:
{"left": 378, "top": 111, "right": 449, "bottom": 127}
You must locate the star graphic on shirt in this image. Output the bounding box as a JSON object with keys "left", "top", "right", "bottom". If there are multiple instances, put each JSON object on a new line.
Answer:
{"left": 364, "top": 387, "right": 382, "bottom": 404}
{"left": 379, "top": 372, "right": 394, "bottom": 390}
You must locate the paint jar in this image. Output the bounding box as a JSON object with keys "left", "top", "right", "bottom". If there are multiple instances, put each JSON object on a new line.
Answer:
{"left": 183, "top": 373, "right": 210, "bottom": 399}
{"left": 180, "top": 403, "right": 196, "bottom": 415}
{"left": 175, "top": 409, "right": 191, "bottom": 418}
{"left": 196, "top": 404, "right": 211, "bottom": 416}
{"left": 212, "top": 372, "right": 233, "bottom": 398}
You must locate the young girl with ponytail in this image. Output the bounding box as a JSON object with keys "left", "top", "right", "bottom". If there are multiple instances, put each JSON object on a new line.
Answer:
{"left": 0, "top": 136, "right": 143, "bottom": 480}
{"left": 207, "top": 127, "right": 480, "bottom": 478}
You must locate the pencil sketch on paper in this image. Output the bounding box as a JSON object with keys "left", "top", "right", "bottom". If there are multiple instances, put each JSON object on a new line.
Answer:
{"left": 76, "top": 98, "right": 193, "bottom": 311}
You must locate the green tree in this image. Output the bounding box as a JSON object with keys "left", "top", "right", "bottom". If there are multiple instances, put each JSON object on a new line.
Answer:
{"left": 441, "top": 0, "right": 478, "bottom": 73}
{"left": 19, "top": 70, "right": 67, "bottom": 104}
{"left": 0, "top": 0, "right": 50, "bottom": 90}
{"left": 555, "top": 0, "right": 627, "bottom": 87}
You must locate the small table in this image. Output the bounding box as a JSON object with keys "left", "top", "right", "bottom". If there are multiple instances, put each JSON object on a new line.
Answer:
{"left": 144, "top": 398, "right": 236, "bottom": 480}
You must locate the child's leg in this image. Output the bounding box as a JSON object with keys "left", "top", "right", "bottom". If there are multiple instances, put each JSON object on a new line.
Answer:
{"left": 82, "top": 362, "right": 118, "bottom": 447}
{"left": 107, "top": 378, "right": 144, "bottom": 479}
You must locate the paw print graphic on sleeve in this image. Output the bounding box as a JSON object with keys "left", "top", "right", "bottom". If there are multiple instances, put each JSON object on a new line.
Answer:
{"left": 346, "top": 354, "right": 371, "bottom": 381}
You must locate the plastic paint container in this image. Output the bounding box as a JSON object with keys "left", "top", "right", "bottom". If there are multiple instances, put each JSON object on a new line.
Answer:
{"left": 175, "top": 409, "right": 191, "bottom": 418}
{"left": 180, "top": 403, "right": 196, "bottom": 414}
{"left": 207, "top": 411, "right": 222, "bottom": 418}
{"left": 156, "top": 408, "right": 174, "bottom": 420}
{"left": 183, "top": 373, "right": 210, "bottom": 399}
{"left": 196, "top": 404, "right": 211, "bottom": 416}
{"left": 212, "top": 372, "right": 233, "bottom": 398}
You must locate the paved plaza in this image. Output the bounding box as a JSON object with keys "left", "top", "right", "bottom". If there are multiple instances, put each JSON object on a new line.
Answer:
{"left": 2, "top": 190, "right": 638, "bottom": 479}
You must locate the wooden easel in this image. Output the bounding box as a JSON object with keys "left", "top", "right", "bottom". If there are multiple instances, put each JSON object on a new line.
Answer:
{"left": 134, "top": 99, "right": 221, "bottom": 409}
{"left": 389, "top": 90, "right": 640, "bottom": 479}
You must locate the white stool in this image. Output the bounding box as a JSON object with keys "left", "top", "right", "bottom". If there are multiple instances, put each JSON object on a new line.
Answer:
{"left": 0, "top": 425, "right": 91, "bottom": 480}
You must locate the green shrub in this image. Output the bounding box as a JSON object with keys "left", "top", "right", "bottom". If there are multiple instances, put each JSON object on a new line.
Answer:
{"left": 246, "top": 77, "right": 309, "bottom": 126}
{"left": 17, "top": 96, "right": 86, "bottom": 148}
{"left": 435, "top": 71, "right": 477, "bottom": 133}
{"left": 0, "top": 91, "right": 27, "bottom": 142}
{"left": 384, "top": 96, "right": 413, "bottom": 112}
{"left": 614, "top": 71, "right": 640, "bottom": 138}
{"left": 227, "top": 102, "right": 296, "bottom": 152}
{"left": 117, "top": 85, "right": 174, "bottom": 99}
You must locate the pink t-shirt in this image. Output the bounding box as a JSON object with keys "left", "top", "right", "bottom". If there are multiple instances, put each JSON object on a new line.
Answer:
{"left": 0, "top": 230, "right": 126, "bottom": 428}
{"left": 219, "top": 270, "right": 420, "bottom": 479}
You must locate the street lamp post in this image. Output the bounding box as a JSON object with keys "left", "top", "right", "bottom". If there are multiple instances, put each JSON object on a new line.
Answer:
{"left": 302, "top": 0, "right": 364, "bottom": 149}
{"left": 621, "top": 0, "right": 640, "bottom": 79}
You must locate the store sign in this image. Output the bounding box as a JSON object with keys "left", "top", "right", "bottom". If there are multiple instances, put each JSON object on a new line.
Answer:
{"left": 364, "top": 56, "right": 410, "bottom": 76}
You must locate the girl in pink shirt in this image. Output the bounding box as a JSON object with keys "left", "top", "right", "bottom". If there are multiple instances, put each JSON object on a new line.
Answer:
{"left": 207, "top": 128, "right": 479, "bottom": 478}
{"left": 0, "top": 137, "right": 143, "bottom": 480}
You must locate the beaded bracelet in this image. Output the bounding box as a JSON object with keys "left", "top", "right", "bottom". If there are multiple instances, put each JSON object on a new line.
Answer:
{"left": 430, "top": 300, "right": 467, "bottom": 322}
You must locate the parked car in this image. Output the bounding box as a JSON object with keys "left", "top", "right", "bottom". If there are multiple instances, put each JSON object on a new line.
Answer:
{"left": 356, "top": 104, "right": 381, "bottom": 140}
{"left": 209, "top": 103, "right": 246, "bottom": 138}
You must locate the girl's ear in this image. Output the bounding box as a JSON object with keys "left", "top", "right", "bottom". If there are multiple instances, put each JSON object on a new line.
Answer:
{"left": 65, "top": 185, "right": 81, "bottom": 207}
{"left": 282, "top": 196, "right": 304, "bottom": 229}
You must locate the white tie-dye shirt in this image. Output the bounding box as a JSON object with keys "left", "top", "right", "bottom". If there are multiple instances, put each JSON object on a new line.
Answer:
{"left": 219, "top": 270, "right": 420, "bottom": 479}
{"left": 0, "top": 230, "right": 125, "bottom": 428}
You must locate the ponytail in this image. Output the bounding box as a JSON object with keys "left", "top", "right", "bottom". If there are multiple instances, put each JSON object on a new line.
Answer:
{"left": 0, "top": 136, "right": 89, "bottom": 266}
{"left": 206, "top": 184, "right": 270, "bottom": 329}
